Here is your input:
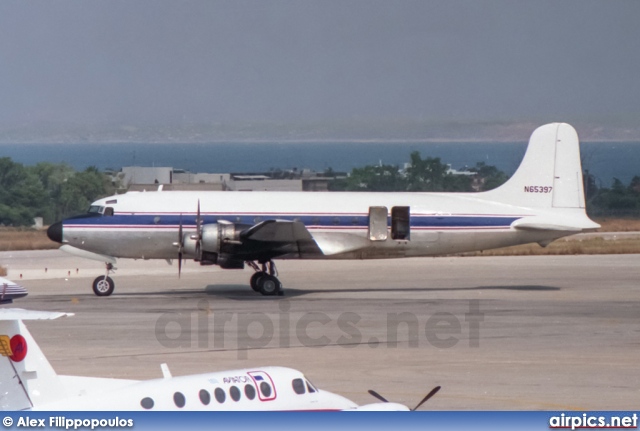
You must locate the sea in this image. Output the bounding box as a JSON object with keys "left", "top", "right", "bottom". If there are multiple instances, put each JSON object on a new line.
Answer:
{"left": 1, "top": 141, "right": 639, "bottom": 187}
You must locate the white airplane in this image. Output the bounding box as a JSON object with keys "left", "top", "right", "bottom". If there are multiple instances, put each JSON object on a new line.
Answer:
{"left": 0, "top": 277, "right": 28, "bottom": 304}
{"left": 0, "top": 309, "right": 439, "bottom": 411}
{"left": 47, "top": 122, "right": 599, "bottom": 296}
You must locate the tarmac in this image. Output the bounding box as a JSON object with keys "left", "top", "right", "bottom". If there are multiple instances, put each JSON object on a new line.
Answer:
{"left": 1, "top": 249, "right": 639, "bottom": 410}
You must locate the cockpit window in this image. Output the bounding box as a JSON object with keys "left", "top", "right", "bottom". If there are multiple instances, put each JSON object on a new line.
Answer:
{"left": 104, "top": 207, "right": 114, "bottom": 216}
{"left": 292, "top": 378, "right": 306, "bottom": 395}
{"left": 88, "top": 205, "right": 104, "bottom": 214}
{"left": 306, "top": 380, "right": 317, "bottom": 393}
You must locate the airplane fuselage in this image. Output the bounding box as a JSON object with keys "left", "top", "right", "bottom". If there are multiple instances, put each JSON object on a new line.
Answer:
{"left": 56, "top": 190, "right": 572, "bottom": 261}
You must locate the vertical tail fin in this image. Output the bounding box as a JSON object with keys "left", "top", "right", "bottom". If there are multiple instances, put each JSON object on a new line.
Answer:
{"left": 0, "top": 309, "right": 72, "bottom": 410}
{"left": 483, "top": 123, "right": 586, "bottom": 209}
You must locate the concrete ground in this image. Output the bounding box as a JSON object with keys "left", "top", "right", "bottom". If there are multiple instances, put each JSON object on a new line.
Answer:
{"left": 2, "top": 250, "right": 639, "bottom": 410}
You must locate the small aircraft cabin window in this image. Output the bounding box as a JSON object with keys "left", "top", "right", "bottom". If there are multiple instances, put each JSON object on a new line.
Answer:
{"left": 391, "top": 206, "right": 410, "bottom": 240}
{"left": 199, "top": 389, "right": 211, "bottom": 405}
{"left": 104, "top": 207, "right": 114, "bottom": 216}
{"left": 292, "top": 378, "right": 306, "bottom": 395}
{"left": 244, "top": 384, "right": 256, "bottom": 400}
{"left": 229, "top": 386, "right": 241, "bottom": 402}
{"left": 140, "top": 397, "right": 154, "bottom": 409}
{"left": 214, "top": 387, "right": 226, "bottom": 403}
{"left": 88, "top": 205, "right": 104, "bottom": 214}
{"left": 260, "top": 381, "right": 272, "bottom": 398}
{"left": 173, "top": 392, "right": 186, "bottom": 408}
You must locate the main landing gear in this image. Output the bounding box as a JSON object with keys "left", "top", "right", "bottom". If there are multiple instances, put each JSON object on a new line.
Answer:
{"left": 247, "top": 261, "right": 283, "bottom": 296}
{"left": 92, "top": 263, "right": 115, "bottom": 296}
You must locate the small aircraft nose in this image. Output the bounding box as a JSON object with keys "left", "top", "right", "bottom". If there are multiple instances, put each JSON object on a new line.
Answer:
{"left": 47, "top": 222, "right": 63, "bottom": 243}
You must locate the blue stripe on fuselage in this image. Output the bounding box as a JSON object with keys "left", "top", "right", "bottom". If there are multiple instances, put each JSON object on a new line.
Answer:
{"left": 63, "top": 213, "right": 521, "bottom": 229}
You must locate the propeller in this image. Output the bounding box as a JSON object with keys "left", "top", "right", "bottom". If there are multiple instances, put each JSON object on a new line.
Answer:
{"left": 411, "top": 386, "right": 441, "bottom": 411}
{"left": 367, "top": 386, "right": 441, "bottom": 411}
{"left": 194, "top": 199, "right": 203, "bottom": 261}
{"left": 177, "top": 214, "right": 183, "bottom": 277}
{"left": 367, "top": 389, "right": 388, "bottom": 403}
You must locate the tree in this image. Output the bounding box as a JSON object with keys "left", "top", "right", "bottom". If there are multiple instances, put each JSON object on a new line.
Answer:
{"left": 405, "top": 152, "right": 450, "bottom": 191}
{"left": 469, "top": 162, "right": 509, "bottom": 191}
{"left": 335, "top": 164, "right": 407, "bottom": 191}
{"left": 0, "top": 158, "right": 48, "bottom": 226}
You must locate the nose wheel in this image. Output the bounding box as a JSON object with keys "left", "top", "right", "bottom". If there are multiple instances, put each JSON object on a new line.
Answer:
{"left": 247, "top": 261, "right": 283, "bottom": 296}
{"left": 92, "top": 263, "right": 116, "bottom": 296}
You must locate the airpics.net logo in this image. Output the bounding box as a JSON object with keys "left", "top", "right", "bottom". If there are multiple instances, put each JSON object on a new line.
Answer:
{"left": 154, "top": 299, "right": 484, "bottom": 359}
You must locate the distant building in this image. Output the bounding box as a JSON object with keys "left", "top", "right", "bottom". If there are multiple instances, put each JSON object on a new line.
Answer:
{"left": 117, "top": 166, "right": 344, "bottom": 192}
{"left": 121, "top": 167, "right": 172, "bottom": 188}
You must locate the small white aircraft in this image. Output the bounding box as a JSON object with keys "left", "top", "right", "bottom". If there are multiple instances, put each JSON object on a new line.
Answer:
{"left": 0, "top": 277, "right": 28, "bottom": 304}
{"left": 0, "top": 309, "right": 439, "bottom": 411}
{"left": 47, "top": 123, "right": 599, "bottom": 296}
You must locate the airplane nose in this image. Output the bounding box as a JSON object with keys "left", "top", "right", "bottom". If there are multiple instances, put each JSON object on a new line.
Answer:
{"left": 47, "top": 222, "right": 63, "bottom": 243}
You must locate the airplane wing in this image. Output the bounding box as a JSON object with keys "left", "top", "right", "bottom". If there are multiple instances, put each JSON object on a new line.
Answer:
{"left": 240, "top": 220, "right": 368, "bottom": 257}
{"left": 239, "top": 220, "right": 324, "bottom": 258}
{"left": 241, "top": 220, "right": 314, "bottom": 243}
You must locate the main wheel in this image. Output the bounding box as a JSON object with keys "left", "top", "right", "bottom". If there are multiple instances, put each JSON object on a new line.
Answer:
{"left": 258, "top": 274, "right": 281, "bottom": 296}
{"left": 92, "top": 276, "right": 115, "bottom": 296}
{"left": 250, "top": 272, "right": 266, "bottom": 292}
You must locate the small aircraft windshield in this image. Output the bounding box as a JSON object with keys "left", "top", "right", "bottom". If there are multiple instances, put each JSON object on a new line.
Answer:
{"left": 88, "top": 205, "right": 104, "bottom": 214}
{"left": 305, "top": 379, "right": 317, "bottom": 393}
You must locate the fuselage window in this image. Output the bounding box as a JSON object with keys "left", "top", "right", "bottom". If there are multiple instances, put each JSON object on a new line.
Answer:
{"left": 104, "top": 207, "right": 114, "bottom": 216}
{"left": 244, "top": 384, "right": 256, "bottom": 400}
{"left": 214, "top": 387, "right": 226, "bottom": 403}
{"left": 173, "top": 392, "right": 186, "bottom": 408}
{"left": 292, "top": 378, "right": 306, "bottom": 395}
{"left": 140, "top": 397, "right": 154, "bottom": 409}
{"left": 199, "top": 389, "right": 211, "bottom": 405}
{"left": 259, "top": 381, "right": 272, "bottom": 398}
{"left": 229, "top": 385, "right": 241, "bottom": 402}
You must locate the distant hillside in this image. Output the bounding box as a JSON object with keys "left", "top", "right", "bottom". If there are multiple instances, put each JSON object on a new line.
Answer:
{"left": 1, "top": 120, "right": 640, "bottom": 144}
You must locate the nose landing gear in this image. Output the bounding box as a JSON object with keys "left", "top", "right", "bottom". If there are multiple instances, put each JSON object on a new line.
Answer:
{"left": 92, "top": 263, "right": 116, "bottom": 296}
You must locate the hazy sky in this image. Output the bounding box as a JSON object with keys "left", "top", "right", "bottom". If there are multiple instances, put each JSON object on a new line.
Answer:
{"left": 1, "top": 1, "right": 640, "bottom": 134}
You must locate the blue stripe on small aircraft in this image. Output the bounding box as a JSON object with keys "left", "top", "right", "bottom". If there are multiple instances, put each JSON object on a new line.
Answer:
{"left": 64, "top": 214, "right": 521, "bottom": 228}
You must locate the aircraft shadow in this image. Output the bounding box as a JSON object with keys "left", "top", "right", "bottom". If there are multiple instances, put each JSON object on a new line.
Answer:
{"left": 29, "top": 284, "right": 559, "bottom": 302}
{"left": 202, "top": 283, "right": 560, "bottom": 300}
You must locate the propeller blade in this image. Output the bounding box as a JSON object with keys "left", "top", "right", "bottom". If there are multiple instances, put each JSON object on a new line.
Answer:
{"left": 196, "top": 200, "right": 202, "bottom": 241}
{"left": 367, "top": 389, "right": 389, "bottom": 403}
{"left": 195, "top": 200, "right": 203, "bottom": 261}
{"left": 177, "top": 214, "right": 184, "bottom": 278}
{"left": 411, "top": 386, "right": 441, "bottom": 411}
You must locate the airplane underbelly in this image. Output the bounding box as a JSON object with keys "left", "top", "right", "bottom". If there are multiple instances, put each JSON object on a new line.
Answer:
{"left": 65, "top": 228, "right": 177, "bottom": 259}
{"left": 310, "top": 228, "right": 568, "bottom": 260}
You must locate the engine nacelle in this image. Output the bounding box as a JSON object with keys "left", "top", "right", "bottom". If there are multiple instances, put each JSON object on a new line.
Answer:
{"left": 182, "top": 221, "right": 244, "bottom": 268}
{"left": 201, "top": 221, "right": 240, "bottom": 253}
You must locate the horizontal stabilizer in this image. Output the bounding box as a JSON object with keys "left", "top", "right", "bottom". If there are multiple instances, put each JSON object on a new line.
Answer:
{"left": 511, "top": 215, "right": 600, "bottom": 232}
{"left": 59, "top": 245, "right": 117, "bottom": 265}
